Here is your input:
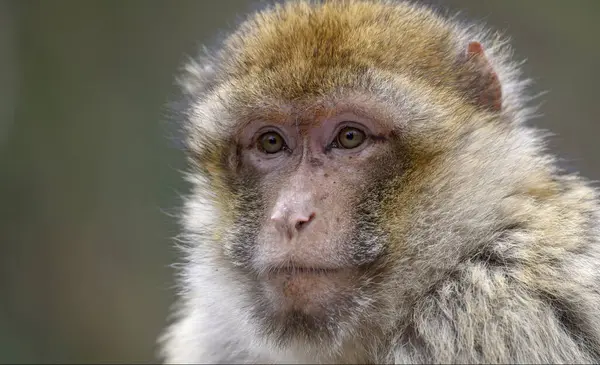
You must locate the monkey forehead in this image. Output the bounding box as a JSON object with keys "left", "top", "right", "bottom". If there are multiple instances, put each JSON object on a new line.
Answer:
{"left": 185, "top": 68, "right": 459, "bottom": 158}
{"left": 232, "top": 92, "right": 403, "bottom": 134}
{"left": 218, "top": 0, "right": 462, "bottom": 98}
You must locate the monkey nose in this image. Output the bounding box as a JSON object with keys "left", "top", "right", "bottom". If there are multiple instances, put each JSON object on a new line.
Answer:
{"left": 271, "top": 211, "right": 316, "bottom": 237}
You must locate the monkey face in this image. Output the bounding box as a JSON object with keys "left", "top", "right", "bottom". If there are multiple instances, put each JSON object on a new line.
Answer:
{"left": 211, "top": 103, "right": 400, "bottom": 343}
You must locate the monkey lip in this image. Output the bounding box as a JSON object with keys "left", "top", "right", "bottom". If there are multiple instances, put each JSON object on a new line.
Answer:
{"left": 259, "top": 265, "right": 354, "bottom": 286}
{"left": 257, "top": 265, "right": 351, "bottom": 288}
{"left": 260, "top": 266, "right": 345, "bottom": 278}
{"left": 255, "top": 261, "right": 355, "bottom": 283}
{"left": 259, "top": 264, "right": 349, "bottom": 279}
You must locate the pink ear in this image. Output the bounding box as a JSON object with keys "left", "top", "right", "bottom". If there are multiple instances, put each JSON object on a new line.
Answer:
{"left": 467, "top": 41, "right": 484, "bottom": 56}
{"left": 464, "top": 41, "right": 502, "bottom": 112}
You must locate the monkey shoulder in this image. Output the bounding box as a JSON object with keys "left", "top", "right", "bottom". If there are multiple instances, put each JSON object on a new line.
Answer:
{"left": 408, "top": 178, "right": 600, "bottom": 363}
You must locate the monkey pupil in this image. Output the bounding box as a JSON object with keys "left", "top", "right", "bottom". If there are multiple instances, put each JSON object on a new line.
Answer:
{"left": 346, "top": 131, "right": 355, "bottom": 140}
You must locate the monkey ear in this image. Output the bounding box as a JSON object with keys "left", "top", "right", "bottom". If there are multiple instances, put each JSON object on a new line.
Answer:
{"left": 461, "top": 41, "right": 502, "bottom": 112}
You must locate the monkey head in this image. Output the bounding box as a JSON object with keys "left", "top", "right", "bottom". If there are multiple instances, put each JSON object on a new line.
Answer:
{"left": 178, "top": 0, "right": 522, "bottom": 352}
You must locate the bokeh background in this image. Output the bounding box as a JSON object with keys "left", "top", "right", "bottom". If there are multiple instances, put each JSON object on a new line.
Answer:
{"left": 1, "top": 0, "right": 598, "bottom": 363}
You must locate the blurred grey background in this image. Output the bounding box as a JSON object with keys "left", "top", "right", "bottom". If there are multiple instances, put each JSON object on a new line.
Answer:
{"left": 0, "top": 0, "right": 598, "bottom": 363}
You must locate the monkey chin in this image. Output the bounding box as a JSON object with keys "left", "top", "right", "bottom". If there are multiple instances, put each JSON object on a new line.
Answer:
{"left": 258, "top": 268, "right": 356, "bottom": 319}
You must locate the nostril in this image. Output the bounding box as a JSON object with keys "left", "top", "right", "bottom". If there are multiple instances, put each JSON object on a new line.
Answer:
{"left": 294, "top": 212, "right": 316, "bottom": 231}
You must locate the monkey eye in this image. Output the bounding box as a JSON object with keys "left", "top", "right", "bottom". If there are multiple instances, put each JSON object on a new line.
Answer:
{"left": 258, "top": 131, "right": 285, "bottom": 154}
{"left": 337, "top": 127, "right": 366, "bottom": 149}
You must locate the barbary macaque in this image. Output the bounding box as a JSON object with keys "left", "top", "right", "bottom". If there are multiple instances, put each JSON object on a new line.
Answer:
{"left": 159, "top": 1, "right": 600, "bottom": 363}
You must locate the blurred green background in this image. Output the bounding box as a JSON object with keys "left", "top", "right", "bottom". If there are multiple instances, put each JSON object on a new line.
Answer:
{"left": 0, "top": 0, "right": 598, "bottom": 363}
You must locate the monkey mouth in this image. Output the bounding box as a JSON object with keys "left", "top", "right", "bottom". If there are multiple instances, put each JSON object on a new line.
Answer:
{"left": 270, "top": 266, "right": 341, "bottom": 275}
{"left": 256, "top": 264, "right": 351, "bottom": 285}
{"left": 256, "top": 265, "right": 354, "bottom": 315}
{"left": 259, "top": 264, "right": 353, "bottom": 286}
{"left": 258, "top": 265, "right": 347, "bottom": 280}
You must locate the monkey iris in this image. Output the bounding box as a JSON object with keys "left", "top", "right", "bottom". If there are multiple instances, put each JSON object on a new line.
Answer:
{"left": 259, "top": 132, "right": 284, "bottom": 154}
{"left": 337, "top": 127, "right": 365, "bottom": 149}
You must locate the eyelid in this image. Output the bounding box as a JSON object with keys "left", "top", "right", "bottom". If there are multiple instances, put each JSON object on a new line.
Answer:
{"left": 253, "top": 127, "right": 289, "bottom": 145}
